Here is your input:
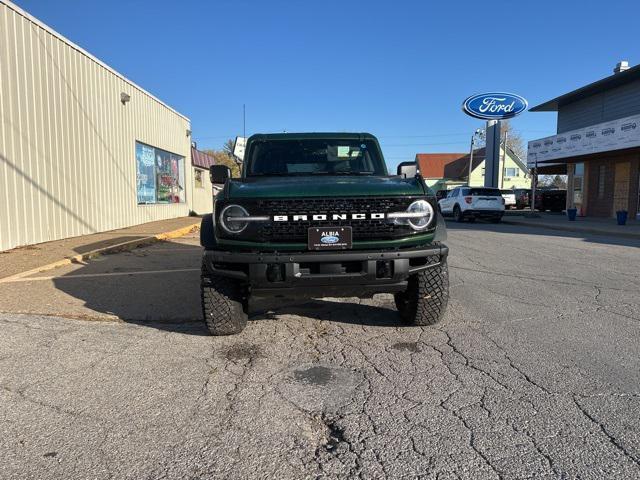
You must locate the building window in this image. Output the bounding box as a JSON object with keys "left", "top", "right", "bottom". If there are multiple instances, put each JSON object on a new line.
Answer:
{"left": 136, "top": 141, "right": 185, "bottom": 204}
{"left": 597, "top": 165, "right": 606, "bottom": 199}
{"left": 194, "top": 169, "right": 204, "bottom": 189}
{"left": 504, "top": 167, "right": 518, "bottom": 177}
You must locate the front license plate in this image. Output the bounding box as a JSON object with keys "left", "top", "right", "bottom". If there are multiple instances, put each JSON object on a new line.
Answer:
{"left": 308, "top": 227, "right": 352, "bottom": 251}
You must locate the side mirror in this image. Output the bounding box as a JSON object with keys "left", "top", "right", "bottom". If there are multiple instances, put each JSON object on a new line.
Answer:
{"left": 210, "top": 165, "right": 231, "bottom": 184}
{"left": 397, "top": 162, "right": 417, "bottom": 178}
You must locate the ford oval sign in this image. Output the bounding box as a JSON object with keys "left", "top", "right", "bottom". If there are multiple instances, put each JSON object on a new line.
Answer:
{"left": 462, "top": 92, "right": 528, "bottom": 120}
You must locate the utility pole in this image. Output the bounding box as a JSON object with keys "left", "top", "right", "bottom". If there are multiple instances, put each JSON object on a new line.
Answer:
{"left": 467, "top": 135, "right": 475, "bottom": 185}
{"left": 501, "top": 130, "right": 508, "bottom": 189}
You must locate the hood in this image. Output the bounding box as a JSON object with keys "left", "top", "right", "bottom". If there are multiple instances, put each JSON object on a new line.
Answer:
{"left": 226, "top": 176, "right": 427, "bottom": 199}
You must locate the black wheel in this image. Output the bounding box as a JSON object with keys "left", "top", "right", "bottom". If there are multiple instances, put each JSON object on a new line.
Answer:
{"left": 201, "top": 259, "right": 248, "bottom": 335}
{"left": 200, "top": 214, "right": 215, "bottom": 249}
{"left": 453, "top": 205, "right": 464, "bottom": 223}
{"left": 394, "top": 258, "right": 449, "bottom": 326}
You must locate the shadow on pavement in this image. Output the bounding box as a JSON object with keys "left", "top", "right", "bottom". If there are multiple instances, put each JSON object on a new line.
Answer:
{"left": 250, "top": 298, "right": 401, "bottom": 327}
{"left": 51, "top": 241, "right": 404, "bottom": 335}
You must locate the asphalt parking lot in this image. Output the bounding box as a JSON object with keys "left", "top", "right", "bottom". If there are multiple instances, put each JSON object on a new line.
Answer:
{"left": 1, "top": 224, "right": 640, "bottom": 479}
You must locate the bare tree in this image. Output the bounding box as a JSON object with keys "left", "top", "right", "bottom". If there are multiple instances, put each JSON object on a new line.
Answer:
{"left": 222, "top": 139, "right": 234, "bottom": 156}
{"left": 500, "top": 120, "right": 526, "bottom": 160}
{"left": 469, "top": 121, "right": 525, "bottom": 160}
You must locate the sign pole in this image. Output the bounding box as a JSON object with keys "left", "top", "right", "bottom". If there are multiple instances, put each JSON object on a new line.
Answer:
{"left": 531, "top": 155, "right": 538, "bottom": 214}
{"left": 484, "top": 120, "right": 501, "bottom": 188}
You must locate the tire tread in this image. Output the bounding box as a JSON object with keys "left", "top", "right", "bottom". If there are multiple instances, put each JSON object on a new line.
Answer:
{"left": 201, "top": 260, "right": 247, "bottom": 335}
{"left": 395, "top": 258, "right": 449, "bottom": 326}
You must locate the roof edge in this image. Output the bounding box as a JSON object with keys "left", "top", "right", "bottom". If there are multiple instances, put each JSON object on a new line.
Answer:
{"left": 530, "top": 63, "right": 640, "bottom": 112}
{"left": 1, "top": 0, "right": 190, "bottom": 122}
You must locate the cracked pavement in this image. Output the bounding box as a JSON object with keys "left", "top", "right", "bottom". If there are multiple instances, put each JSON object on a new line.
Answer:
{"left": 0, "top": 223, "right": 639, "bottom": 479}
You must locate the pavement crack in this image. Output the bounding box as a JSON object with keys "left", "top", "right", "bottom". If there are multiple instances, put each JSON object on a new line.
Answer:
{"left": 573, "top": 395, "right": 640, "bottom": 467}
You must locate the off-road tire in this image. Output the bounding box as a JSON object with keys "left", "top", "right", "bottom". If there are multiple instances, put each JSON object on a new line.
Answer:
{"left": 201, "top": 260, "right": 247, "bottom": 335}
{"left": 394, "top": 258, "right": 449, "bottom": 326}
{"left": 200, "top": 214, "right": 215, "bottom": 249}
{"left": 453, "top": 205, "right": 464, "bottom": 223}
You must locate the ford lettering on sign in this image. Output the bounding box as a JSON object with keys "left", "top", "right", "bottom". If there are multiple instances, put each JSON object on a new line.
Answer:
{"left": 462, "top": 92, "right": 528, "bottom": 120}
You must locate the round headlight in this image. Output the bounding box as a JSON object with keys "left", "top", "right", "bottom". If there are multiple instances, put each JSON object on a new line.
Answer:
{"left": 220, "top": 204, "right": 249, "bottom": 234}
{"left": 406, "top": 200, "right": 434, "bottom": 230}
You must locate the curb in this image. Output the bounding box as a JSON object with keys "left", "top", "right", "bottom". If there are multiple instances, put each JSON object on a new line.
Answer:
{"left": 0, "top": 222, "right": 200, "bottom": 284}
{"left": 501, "top": 219, "right": 640, "bottom": 240}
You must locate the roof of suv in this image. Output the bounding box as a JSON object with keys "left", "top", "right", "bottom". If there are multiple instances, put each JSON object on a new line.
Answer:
{"left": 247, "top": 132, "right": 378, "bottom": 142}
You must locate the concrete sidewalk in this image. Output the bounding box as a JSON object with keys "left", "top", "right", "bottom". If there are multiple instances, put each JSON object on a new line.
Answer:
{"left": 0, "top": 216, "right": 201, "bottom": 280}
{"left": 503, "top": 212, "right": 640, "bottom": 240}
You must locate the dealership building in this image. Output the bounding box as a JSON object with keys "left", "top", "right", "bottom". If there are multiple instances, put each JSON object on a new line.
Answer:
{"left": 0, "top": 0, "right": 209, "bottom": 251}
{"left": 528, "top": 61, "right": 640, "bottom": 218}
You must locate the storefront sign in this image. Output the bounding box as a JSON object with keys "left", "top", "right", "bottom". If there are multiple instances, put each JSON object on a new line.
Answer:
{"left": 527, "top": 113, "right": 640, "bottom": 166}
{"left": 233, "top": 136, "right": 247, "bottom": 161}
{"left": 462, "top": 92, "right": 528, "bottom": 120}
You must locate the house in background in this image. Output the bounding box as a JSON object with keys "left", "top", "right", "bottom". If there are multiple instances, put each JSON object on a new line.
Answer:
{"left": 416, "top": 146, "right": 530, "bottom": 191}
{"left": 191, "top": 144, "right": 222, "bottom": 215}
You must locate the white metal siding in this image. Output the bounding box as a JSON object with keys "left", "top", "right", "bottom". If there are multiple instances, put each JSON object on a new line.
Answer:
{"left": 191, "top": 167, "right": 214, "bottom": 215}
{"left": 558, "top": 79, "right": 640, "bottom": 133}
{"left": 0, "top": 1, "right": 192, "bottom": 251}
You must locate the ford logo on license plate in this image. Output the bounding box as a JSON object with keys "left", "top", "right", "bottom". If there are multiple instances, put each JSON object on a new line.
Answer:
{"left": 321, "top": 235, "right": 339, "bottom": 244}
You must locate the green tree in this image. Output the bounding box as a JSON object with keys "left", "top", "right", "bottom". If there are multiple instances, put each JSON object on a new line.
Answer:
{"left": 202, "top": 140, "right": 241, "bottom": 178}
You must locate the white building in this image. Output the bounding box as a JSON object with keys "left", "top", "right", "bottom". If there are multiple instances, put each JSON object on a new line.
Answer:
{"left": 0, "top": 0, "right": 194, "bottom": 251}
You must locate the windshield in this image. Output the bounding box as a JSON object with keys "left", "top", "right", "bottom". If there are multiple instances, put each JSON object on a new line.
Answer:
{"left": 245, "top": 139, "right": 387, "bottom": 177}
{"left": 467, "top": 188, "right": 501, "bottom": 196}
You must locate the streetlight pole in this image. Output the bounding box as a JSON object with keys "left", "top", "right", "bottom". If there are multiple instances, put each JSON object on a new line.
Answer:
{"left": 467, "top": 129, "right": 483, "bottom": 186}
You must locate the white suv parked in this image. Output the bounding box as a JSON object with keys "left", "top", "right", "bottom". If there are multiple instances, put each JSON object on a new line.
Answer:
{"left": 438, "top": 187, "right": 505, "bottom": 223}
{"left": 501, "top": 189, "right": 516, "bottom": 209}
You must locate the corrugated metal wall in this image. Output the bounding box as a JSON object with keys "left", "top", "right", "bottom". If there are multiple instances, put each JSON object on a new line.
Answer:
{"left": 191, "top": 167, "right": 215, "bottom": 215}
{"left": 0, "top": 1, "right": 192, "bottom": 251}
{"left": 558, "top": 79, "right": 640, "bottom": 133}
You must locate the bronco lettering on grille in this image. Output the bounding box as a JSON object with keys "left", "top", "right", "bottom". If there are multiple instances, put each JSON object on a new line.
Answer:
{"left": 273, "top": 213, "right": 385, "bottom": 222}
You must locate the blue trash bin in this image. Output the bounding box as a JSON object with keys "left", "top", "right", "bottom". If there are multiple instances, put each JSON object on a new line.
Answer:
{"left": 616, "top": 210, "right": 628, "bottom": 225}
{"left": 567, "top": 208, "right": 577, "bottom": 221}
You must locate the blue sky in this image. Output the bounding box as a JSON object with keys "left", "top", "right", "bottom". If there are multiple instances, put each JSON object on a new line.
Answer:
{"left": 15, "top": 0, "right": 640, "bottom": 169}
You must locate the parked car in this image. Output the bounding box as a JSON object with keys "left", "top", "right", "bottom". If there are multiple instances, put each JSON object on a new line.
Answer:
{"left": 513, "top": 188, "right": 531, "bottom": 209}
{"left": 535, "top": 189, "right": 567, "bottom": 212}
{"left": 435, "top": 189, "right": 448, "bottom": 202}
{"left": 438, "top": 186, "right": 505, "bottom": 223}
{"left": 501, "top": 189, "right": 516, "bottom": 209}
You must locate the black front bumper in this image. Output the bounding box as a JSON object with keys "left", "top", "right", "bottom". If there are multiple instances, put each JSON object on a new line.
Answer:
{"left": 202, "top": 244, "right": 448, "bottom": 297}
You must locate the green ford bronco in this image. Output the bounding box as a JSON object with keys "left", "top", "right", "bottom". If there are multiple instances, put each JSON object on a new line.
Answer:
{"left": 200, "top": 133, "right": 449, "bottom": 335}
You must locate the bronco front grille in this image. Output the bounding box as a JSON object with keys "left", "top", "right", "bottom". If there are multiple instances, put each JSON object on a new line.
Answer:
{"left": 249, "top": 197, "right": 420, "bottom": 242}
